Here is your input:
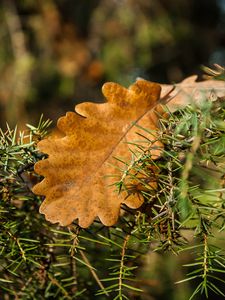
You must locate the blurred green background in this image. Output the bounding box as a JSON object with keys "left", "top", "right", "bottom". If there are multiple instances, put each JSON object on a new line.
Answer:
{"left": 0, "top": 0, "right": 224, "bottom": 128}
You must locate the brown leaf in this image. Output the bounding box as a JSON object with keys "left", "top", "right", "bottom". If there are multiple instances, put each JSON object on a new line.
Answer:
{"left": 32, "top": 80, "right": 164, "bottom": 228}
{"left": 161, "top": 75, "right": 225, "bottom": 111}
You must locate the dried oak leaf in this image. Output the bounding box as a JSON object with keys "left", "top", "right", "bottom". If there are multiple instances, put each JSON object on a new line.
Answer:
{"left": 32, "top": 80, "right": 164, "bottom": 228}
{"left": 161, "top": 75, "right": 225, "bottom": 111}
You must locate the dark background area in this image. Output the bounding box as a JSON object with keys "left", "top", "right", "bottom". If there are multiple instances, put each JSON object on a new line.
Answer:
{"left": 0, "top": 0, "right": 224, "bottom": 128}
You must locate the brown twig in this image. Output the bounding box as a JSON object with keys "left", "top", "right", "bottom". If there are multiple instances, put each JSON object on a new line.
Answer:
{"left": 118, "top": 234, "right": 130, "bottom": 298}
{"left": 79, "top": 250, "right": 110, "bottom": 297}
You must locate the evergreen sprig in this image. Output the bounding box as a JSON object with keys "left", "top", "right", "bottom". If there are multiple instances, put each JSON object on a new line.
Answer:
{"left": 0, "top": 74, "right": 225, "bottom": 300}
{"left": 112, "top": 88, "right": 225, "bottom": 299}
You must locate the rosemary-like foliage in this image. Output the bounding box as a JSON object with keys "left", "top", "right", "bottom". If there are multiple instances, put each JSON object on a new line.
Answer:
{"left": 113, "top": 90, "right": 225, "bottom": 299}
{"left": 0, "top": 78, "right": 224, "bottom": 299}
